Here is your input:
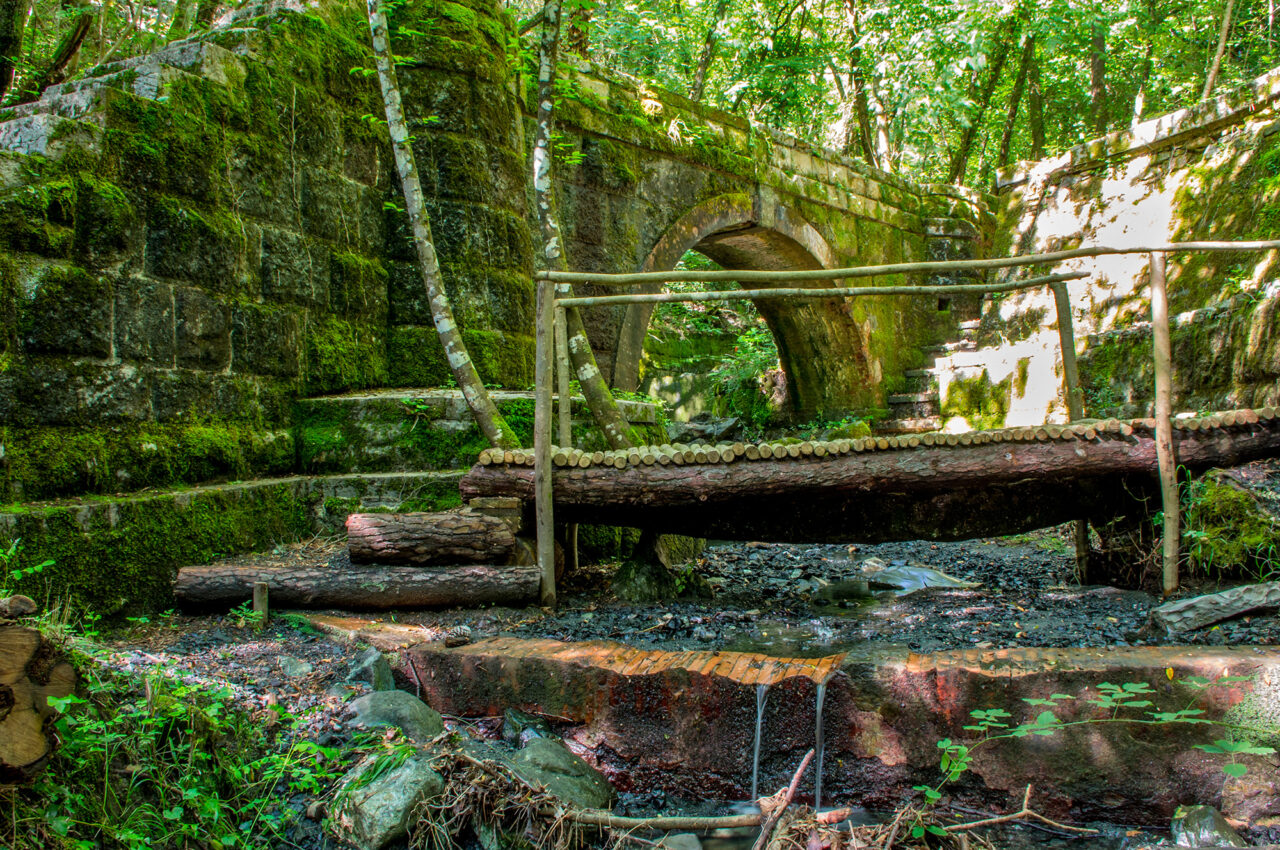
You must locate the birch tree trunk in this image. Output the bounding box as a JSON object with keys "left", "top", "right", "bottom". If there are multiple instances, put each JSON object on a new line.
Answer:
{"left": 535, "top": 0, "right": 639, "bottom": 450}
{"left": 367, "top": 0, "right": 519, "bottom": 450}
{"left": 1203, "top": 0, "right": 1236, "bottom": 99}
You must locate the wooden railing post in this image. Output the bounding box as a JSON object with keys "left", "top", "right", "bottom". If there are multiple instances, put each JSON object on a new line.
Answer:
{"left": 554, "top": 302, "right": 578, "bottom": 578}
{"left": 535, "top": 275, "right": 556, "bottom": 609}
{"left": 1149, "top": 251, "right": 1180, "bottom": 595}
{"left": 555, "top": 305, "right": 573, "bottom": 447}
{"left": 1050, "top": 279, "right": 1091, "bottom": 582}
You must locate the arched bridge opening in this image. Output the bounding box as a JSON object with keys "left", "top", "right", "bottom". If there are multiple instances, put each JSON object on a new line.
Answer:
{"left": 610, "top": 195, "right": 875, "bottom": 421}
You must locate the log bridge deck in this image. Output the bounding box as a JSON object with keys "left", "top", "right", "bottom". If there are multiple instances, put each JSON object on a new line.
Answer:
{"left": 461, "top": 408, "right": 1280, "bottom": 543}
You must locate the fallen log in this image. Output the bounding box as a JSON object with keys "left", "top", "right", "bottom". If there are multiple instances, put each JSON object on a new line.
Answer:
{"left": 1, "top": 620, "right": 76, "bottom": 783}
{"left": 175, "top": 564, "right": 539, "bottom": 609}
{"left": 461, "top": 420, "right": 1280, "bottom": 543}
{"left": 346, "top": 509, "right": 516, "bottom": 566}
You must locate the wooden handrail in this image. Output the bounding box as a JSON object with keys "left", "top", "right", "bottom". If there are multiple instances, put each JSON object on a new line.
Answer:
{"left": 536, "top": 240, "right": 1280, "bottom": 286}
{"left": 556, "top": 271, "right": 1088, "bottom": 308}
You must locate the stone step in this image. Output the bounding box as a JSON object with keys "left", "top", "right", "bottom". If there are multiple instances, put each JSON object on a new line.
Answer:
{"left": 305, "top": 627, "right": 1278, "bottom": 822}
{"left": 902, "top": 368, "right": 935, "bottom": 379}
{"left": 886, "top": 392, "right": 939, "bottom": 405}
{"left": 873, "top": 416, "right": 942, "bottom": 434}
{"left": 0, "top": 471, "right": 465, "bottom": 613}
{"left": 296, "top": 388, "right": 663, "bottom": 476}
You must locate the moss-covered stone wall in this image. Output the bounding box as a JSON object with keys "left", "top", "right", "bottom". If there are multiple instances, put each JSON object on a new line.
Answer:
{"left": 981, "top": 69, "right": 1280, "bottom": 424}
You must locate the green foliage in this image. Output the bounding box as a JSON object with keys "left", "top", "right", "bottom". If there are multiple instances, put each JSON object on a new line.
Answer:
{"left": 1, "top": 634, "right": 347, "bottom": 849}
{"left": 1182, "top": 474, "right": 1280, "bottom": 580}
{"left": 0, "top": 538, "right": 52, "bottom": 595}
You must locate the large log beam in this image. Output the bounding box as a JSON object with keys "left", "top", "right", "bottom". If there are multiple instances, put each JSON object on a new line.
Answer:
{"left": 346, "top": 509, "right": 516, "bottom": 565}
{"left": 460, "top": 417, "right": 1280, "bottom": 543}
{"left": 175, "top": 564, "right": 539, "bottom": 609}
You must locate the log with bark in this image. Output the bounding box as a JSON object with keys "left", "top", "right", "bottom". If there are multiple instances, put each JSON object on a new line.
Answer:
{"left": 1, "top": 617, "right": 76, "bottom": 783}
{"left": 346, "top": 509, "right": 516, "bottom": 566}
{"left": 174, "top": 564, "right": 539, "bottom": 609}
{"left": 461, "top": 416, "right": 1280, "bottom": 544}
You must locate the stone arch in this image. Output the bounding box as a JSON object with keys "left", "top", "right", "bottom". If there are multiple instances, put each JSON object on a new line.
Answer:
{"left": 611, "top": 193, "right": 873, "bottom": 419}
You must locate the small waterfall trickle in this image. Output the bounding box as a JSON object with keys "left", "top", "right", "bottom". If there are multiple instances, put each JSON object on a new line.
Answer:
{"left": 813, "top": 679, "right": 828, "bottom": 811}
{"left": 750, "top": 682, "right": 769, "bottom": 801}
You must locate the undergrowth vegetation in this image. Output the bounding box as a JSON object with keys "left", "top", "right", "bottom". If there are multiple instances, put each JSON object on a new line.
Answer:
{"left": 1182, "top": 472, "right": 1280, "bottom": 581}
{"left": 1, "top": 617, "right": 351, "bottom": 850}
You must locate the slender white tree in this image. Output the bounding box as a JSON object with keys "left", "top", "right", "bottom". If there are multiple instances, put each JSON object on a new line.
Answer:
{"left": 366, "top": 0, "right": 519, "bottom": 450}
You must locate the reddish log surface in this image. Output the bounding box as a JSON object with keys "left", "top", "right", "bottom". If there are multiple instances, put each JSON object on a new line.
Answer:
{"left": 346, "top": 509, "right": 516, "bottom": 565}
{"left": 175, "top": 564, "right": 539, "bottom": 609}
{"left": 460, "top": 423, "right": 1280, "bottom": 542}
{"left": 0, "top": 622, "right": 75, "bottom": 783}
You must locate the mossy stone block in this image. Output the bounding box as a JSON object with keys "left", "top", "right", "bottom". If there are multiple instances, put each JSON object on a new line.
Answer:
{"left": 230, "top": 302, "right": 302, "bottom": 378}
{"left": 19, "top": 264, "right": 113, "bottom": 358}
{"left": 115, "top": 279, "right": 176, "bottom": 366}
{"left": 175, "top": 286, "right": 232, "bottom": 371}
{"left": 304, "top": 317, "right": 388, "bottom": 395}
{"left": 145, "top": 197, "right": 245, "bottom": 292}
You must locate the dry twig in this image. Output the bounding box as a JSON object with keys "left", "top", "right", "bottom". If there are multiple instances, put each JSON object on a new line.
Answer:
{"left": 753, "top": 748, "right": 815, "bottom": 850}
{"left": 944, "top": 786, "right": 1097, "bottom": 835}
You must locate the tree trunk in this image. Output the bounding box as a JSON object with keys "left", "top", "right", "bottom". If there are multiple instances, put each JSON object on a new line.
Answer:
{"left": 346, "top": 510, "right": 517, "bottom": 565}
{"left": 195, "top": 0, "right": 221, "bottom": 28}
{"left": 839, "top": 0, "right": 877, "bottom": 164}
{"left": 0, "top": 0, "right": 29, "bottom": 102}
{"left": 1131, "top": 40, "right": 1154, "bottom": 128}
{"left": 166, "top": 0, "right": 198, "bottom": 42}
{"left": 1203, "top": 0, "right": 1236, "bottom": 99}
{"left": 1027, "top": 42, "right": 1045, "bottom": 159}
{"left": 997, "top": 35, "right": 1034, "bottom": 171}
{"left": 534, "top": 0, "right": 638, "bottom": 450}
{"left": 689, "top": 0, "right": 730, "bottom": 103}
{"left": 946, "top": 20, "right": 1016, "bottom": 184}
{"left": 366, "top": 0, "right": 519, "bottom": 450}
{"left": 566, "top": 0, "right": 591, "bottom": 57}
{"left": 174, "top": 564, "right": 540, "bottom": 609}
{"left": 462, "top": 416, "right": 1280, "bottom": 545}
{"left": 1089, "top": 22, "right": 1107, "bottom": 134}
{"left": 16, "top": 3, "right": 96, "bottom": 104}
{"left": 0, "top": 622, "right": 76, "bottom": 784}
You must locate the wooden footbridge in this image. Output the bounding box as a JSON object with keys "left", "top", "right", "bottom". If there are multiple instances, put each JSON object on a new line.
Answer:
{"left": 499, "top": 239, "right": 1280, "bottom": 607}
{"left": 463, "top": 409, "right": 1280, "bottom": 544}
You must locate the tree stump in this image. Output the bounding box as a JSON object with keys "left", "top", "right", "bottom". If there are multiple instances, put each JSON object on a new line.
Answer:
{"left": 0, "top": 613, "right": 76, "bottom": 783}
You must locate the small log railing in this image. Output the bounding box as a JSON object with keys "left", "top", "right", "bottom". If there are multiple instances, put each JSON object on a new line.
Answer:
{"left": 523, "top": 240, "right": 1280, "bottom": 607}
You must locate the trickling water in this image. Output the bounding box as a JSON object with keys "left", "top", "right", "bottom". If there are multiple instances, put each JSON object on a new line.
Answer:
{"left": 750, "top": 683, "right": 769, "bottom": 800}
{"left": 814, "top": 679, "right": 827, "bottom": 811}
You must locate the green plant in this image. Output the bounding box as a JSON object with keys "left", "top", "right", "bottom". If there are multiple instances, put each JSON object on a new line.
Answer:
{"left": 906, "top": 675, "right": 1277, "bottom": 840}
{"left": 2, "top": 635, "right": 347, "bottom": 849}
{"left": 0, "top": 538, "right": 54, "bottom": 595}
{"left": 230, "top": 599, "right": 266, "bottom": 630}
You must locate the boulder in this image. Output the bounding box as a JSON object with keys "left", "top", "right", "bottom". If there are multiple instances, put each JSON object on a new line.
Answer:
{"left": 348, "top": 690, "right": 444, "bottom": 742}
{"left": 347, "top": 647, "right": 395, "bottom": 692}
{"left": 505, "top": 738, "right": 614, "bottom": 810}
{"left": 278, "top": 656, "right": 313, "bottom": 678}
{"left": 502, "top": 708, "right": 553, "bottom": 747}
{"left": 1170, "top": 805, "right": 1248, "bottom": 848}
{"left": 332, "top": 753, "right": 444, "bottom": 850}
{"left": 1150, "top": 583, "right": 1280, "bottom": 634}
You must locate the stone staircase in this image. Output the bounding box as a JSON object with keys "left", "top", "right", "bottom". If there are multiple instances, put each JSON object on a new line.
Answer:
{"left": 876, "top": 319, "right": 980, "bottom": 434}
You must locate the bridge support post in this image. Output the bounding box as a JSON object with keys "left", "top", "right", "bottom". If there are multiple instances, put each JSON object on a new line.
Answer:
{"left": 1051, "top": 279, "right": 1092, "bottom": 582}
{"left": 535, "top": 276, "right": 556, "bottom": 608}
{"left": 1149, "top": 251, "right": 1180, "bottom": 595}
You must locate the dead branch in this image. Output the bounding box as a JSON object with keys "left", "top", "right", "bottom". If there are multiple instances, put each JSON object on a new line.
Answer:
{"left": 944, "top": 786, "right": 1097, "bottom": 835}
{"left": 754, "top": 748, "right": 815, "bottom": 850}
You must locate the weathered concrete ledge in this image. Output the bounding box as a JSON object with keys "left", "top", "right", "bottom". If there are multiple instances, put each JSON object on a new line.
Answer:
{"left": 390, "top": 636, "right": 1280, "bottom": 825}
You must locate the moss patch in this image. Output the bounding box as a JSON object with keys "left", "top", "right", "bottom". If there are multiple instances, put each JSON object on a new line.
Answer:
{"left": 1183, "top": 472, "right": 1280, "bottom": 580}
